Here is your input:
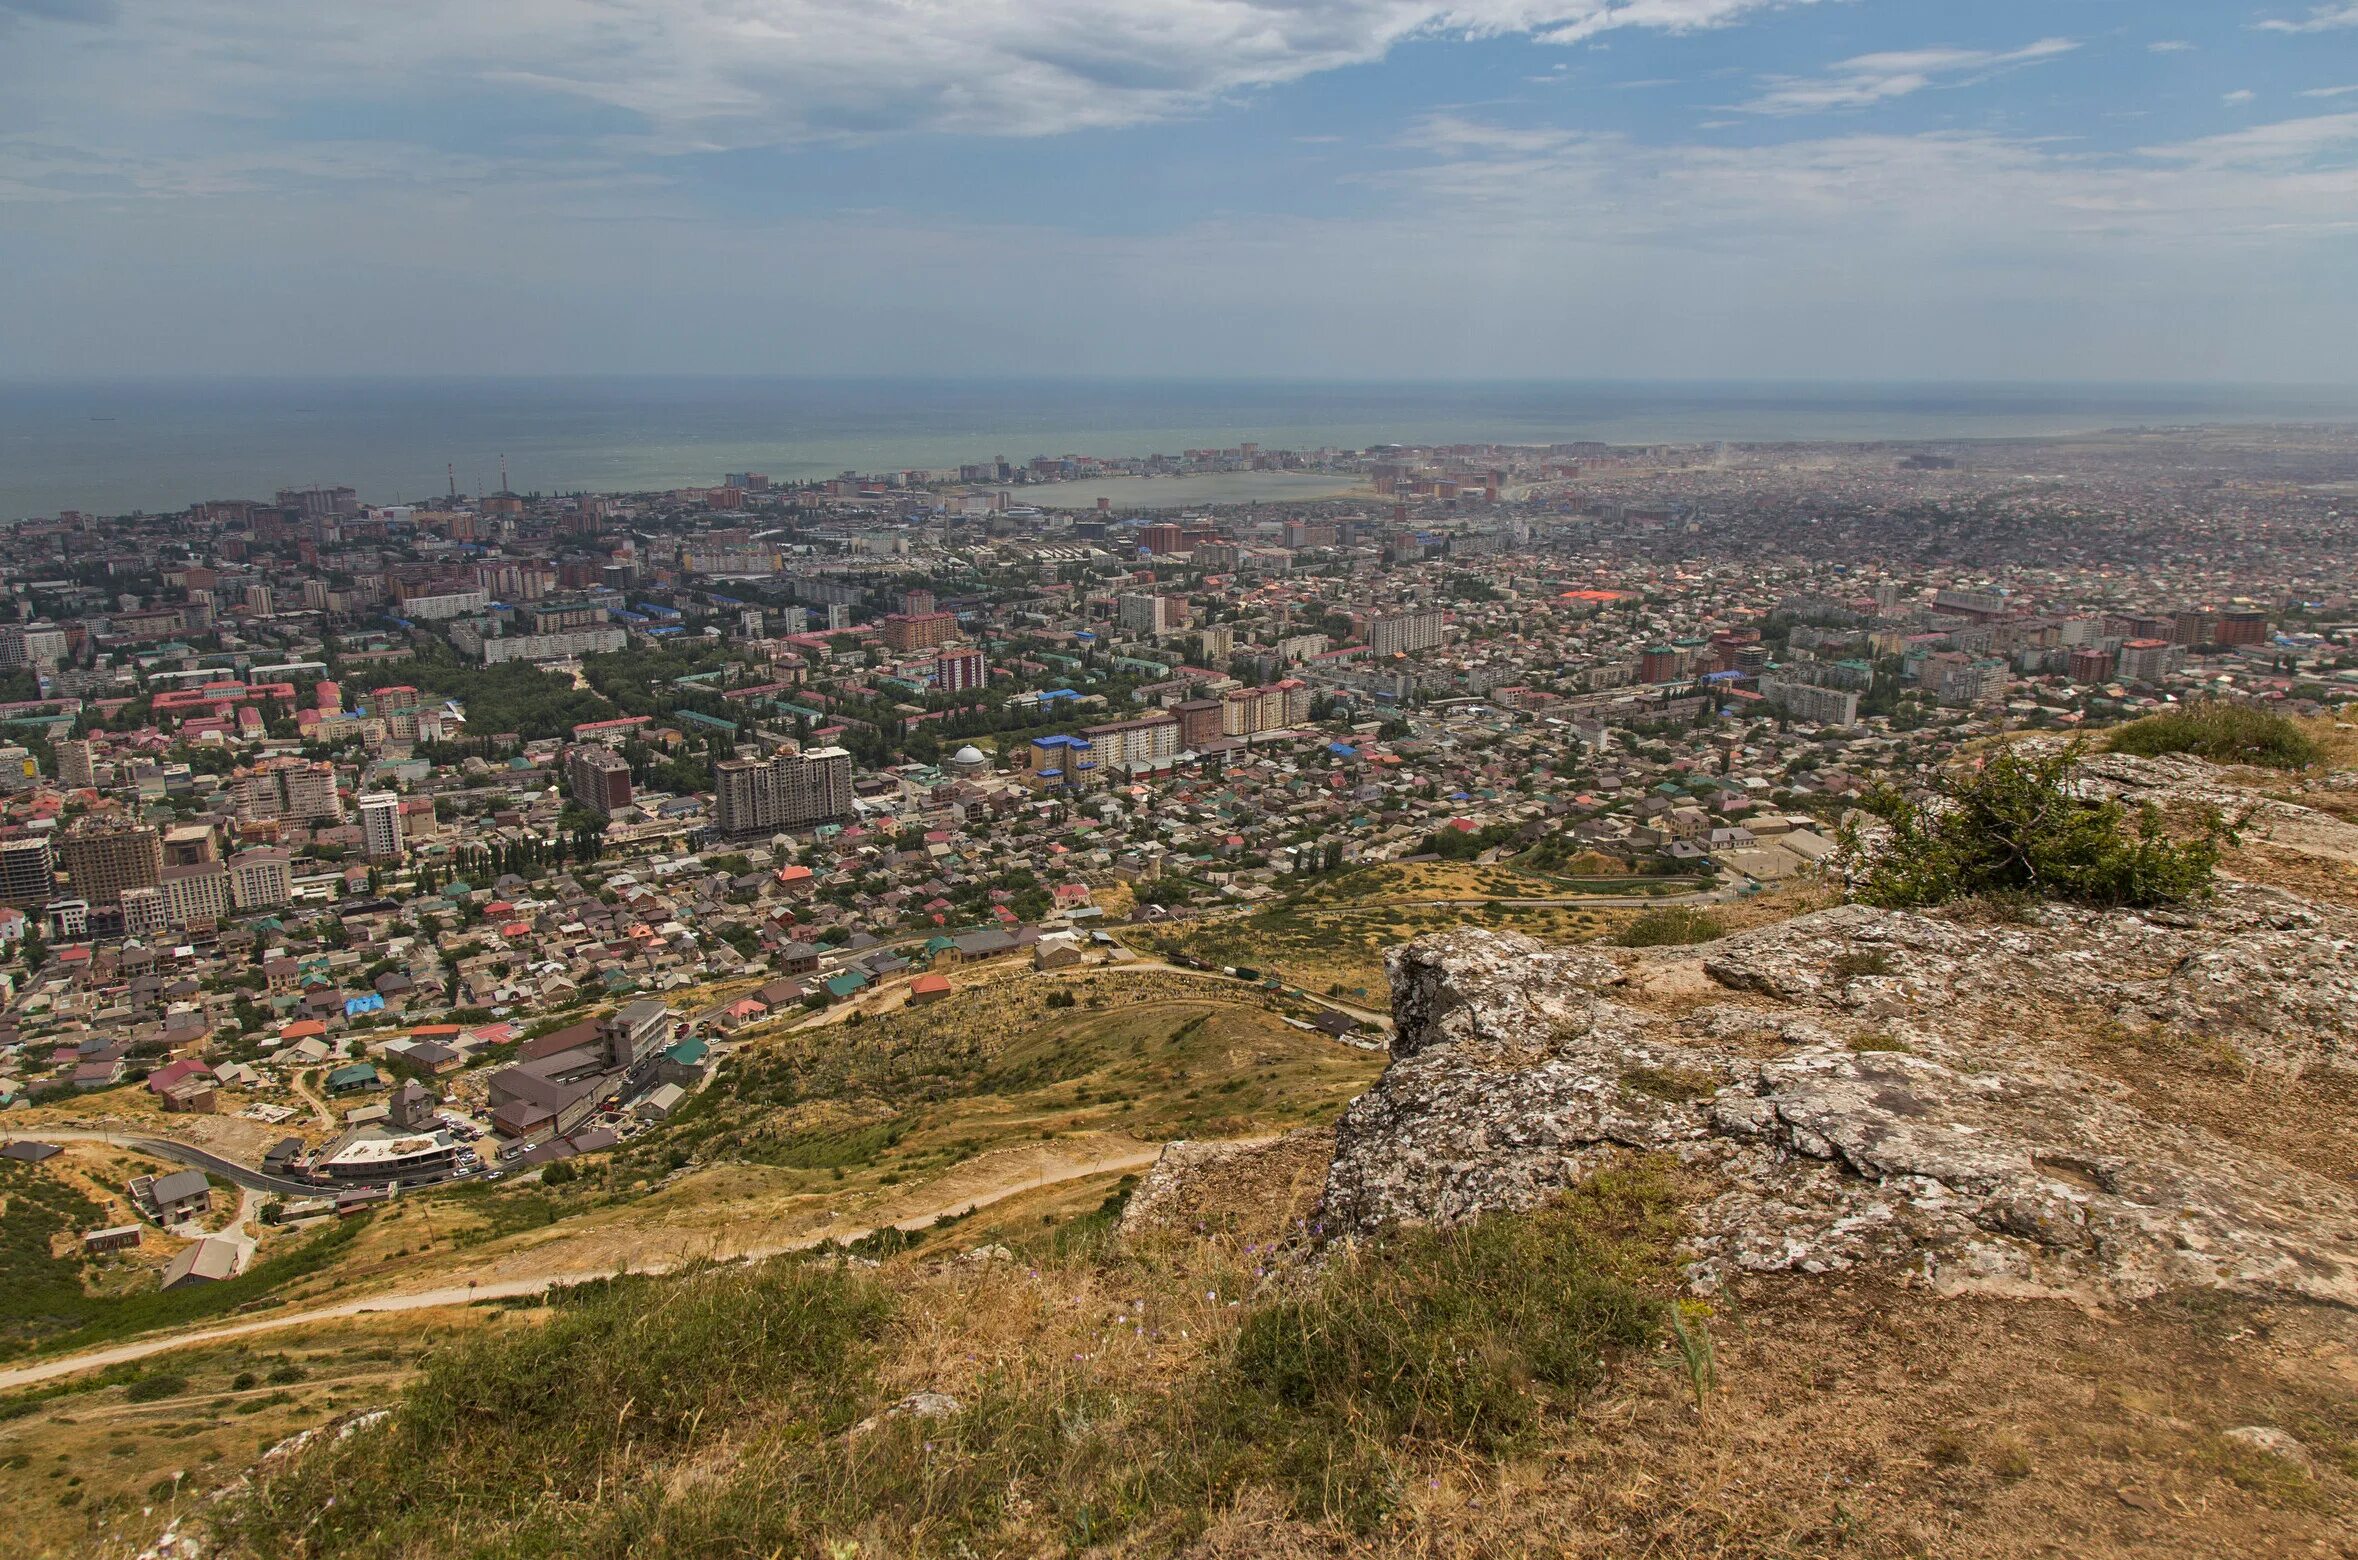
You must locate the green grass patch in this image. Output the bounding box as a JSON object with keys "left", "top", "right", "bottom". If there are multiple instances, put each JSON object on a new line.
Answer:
{"left": 1615, "top": 907, "right": 1725, "bottom": 948}
{"left": 217, "top": 1258, "right": 893, "bottom": 1557}
{"left": 2105, "top": 701, "right": 2320, "bottom": 771}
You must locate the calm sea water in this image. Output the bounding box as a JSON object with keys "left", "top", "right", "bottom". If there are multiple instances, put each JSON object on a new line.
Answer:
{"left": 4, "top": 377, "right": 2356, "bottom": 521}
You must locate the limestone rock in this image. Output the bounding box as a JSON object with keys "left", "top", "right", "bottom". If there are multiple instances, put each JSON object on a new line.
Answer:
{"left": 1320, "top": 914, "right": 2358, "bottom": 1305}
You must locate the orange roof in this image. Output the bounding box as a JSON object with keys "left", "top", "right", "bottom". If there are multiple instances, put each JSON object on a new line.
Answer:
{"left": 280, "top": 1019, "right": 327, "bottom": 1039}
{"left": 910, "top": 973, "right": 952, "bottom": 995}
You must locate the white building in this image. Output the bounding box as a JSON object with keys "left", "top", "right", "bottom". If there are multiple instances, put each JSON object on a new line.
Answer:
{"left": 359, "top": 792, "right": 405, "bottom": 860}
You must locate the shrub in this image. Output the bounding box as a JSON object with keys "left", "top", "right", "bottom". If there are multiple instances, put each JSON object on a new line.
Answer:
{"left": 2104, "top": 700, "right": 2319, "bottom": 771}
{"left": 1615, "top": 907, "right": 1724, "bottom": 948}
{"left": 124, "top": 1375, "right": 189, "bottom": 1402}
{"left": 1842, "top": 744, "right": 2231, "bottom": 910}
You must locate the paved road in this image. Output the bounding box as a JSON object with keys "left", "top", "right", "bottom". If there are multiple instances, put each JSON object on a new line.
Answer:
{"left": 8, "top": 1129, "right": 320, "bottom": 1197}
{"left": 0, "top": 1142, "right": 1173, "bottom": 1391}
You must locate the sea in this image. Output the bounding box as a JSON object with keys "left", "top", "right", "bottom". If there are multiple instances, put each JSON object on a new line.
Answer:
{"left": 4, "top": 377, "right": 2357, "bottom": 521}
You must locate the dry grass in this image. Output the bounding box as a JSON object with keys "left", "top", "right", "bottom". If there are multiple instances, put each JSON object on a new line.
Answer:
{"left": 0, "top": 1312, "right": 497, "bottom": 1560}
{"left": 176, "top": 1144, "right": 2358, "bottom": 1560}
{"left": 2049, "top": 1012, "right": 2358, "bottom": 1184}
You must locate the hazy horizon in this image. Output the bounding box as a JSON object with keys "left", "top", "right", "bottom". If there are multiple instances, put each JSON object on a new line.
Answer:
{"left": 9, "top": 375, "right": 2358, "bottom": 520}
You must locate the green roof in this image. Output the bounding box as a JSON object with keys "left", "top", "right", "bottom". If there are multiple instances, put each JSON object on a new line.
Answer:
{"left": 823, "top": 971, "right": 869, "bottom": 999}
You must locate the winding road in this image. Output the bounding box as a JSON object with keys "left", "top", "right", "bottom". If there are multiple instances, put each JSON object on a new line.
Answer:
{"left": 8, "top": 1129, "right": 320, "bottom": 1197}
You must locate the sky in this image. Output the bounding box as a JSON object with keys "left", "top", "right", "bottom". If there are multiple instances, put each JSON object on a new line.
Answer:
{"left": 3, "top": 0, "right": 2357, "bottom": 383}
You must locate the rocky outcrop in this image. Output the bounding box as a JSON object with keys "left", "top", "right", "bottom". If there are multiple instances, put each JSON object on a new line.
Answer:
{"left": 1121, "top": 1129, "right": 1333, "bottom": 1239}
{"left": 1699, "top": 882, "right": 2358, "bottom": 1073}
{"left": 1319, "top": 902, "right": 2358, "bottom": 1305}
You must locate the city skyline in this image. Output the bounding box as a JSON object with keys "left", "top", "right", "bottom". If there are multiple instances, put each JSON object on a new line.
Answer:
{"left": 4, "top": 1, "right": 2357, "bottom": 382}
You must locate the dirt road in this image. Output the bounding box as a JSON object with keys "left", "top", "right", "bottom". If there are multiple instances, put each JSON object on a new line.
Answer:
{"left": 0, "top": 1140, "right": 1176, "bottom": 1391}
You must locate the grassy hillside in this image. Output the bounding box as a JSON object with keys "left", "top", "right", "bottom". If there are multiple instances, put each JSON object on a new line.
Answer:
{"left": 609, "top": 969, "right": 1382, "bottom": 1192}
{"left": 213, "top": 1166, "right": 1688, "bottom": 1558}
{"left": 177, "top": 1144, "right": 2358, "bottom": 1560}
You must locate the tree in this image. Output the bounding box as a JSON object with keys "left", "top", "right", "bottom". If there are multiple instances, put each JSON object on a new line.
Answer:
{"left": 1840, "top": 743, "right": 2233, "bottom": 911}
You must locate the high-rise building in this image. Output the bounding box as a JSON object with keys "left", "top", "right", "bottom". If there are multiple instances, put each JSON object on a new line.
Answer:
{"left": 2066, "top": 647, "right": 2116, "bottom": 683}
{"left": 59, "top": 823, "right": 163, "bottom": 922}
{"left": 2116, "top": 639, "right": 2182, "bottom": 684}
{"left": 280, "top": 762, "right": 342, "bottom": 822}
{"left": 119, "top": 886, "right": 168, "bottom": 939}
{"left": 1369, "top": 607, "right": 1446, "bottom": 658}
{"left": 0, "top": 835, "right": 56, "bottom": 910}
{"left": 1757, "top": 676, "right": 1861, "bottom": 726}
{"left": 564, "top": 745, "right": 635, "bottom": 818}
{"left": 1117, "top": 594, "right": 1188, "bottom": 637}
{"left": 227, "top": 848, "right": 294, "bottom": 911}
{"left": 934, "top": 645, "right": 988, "bottom": 694}
{"left": 359, "top": 792, "right": 406, "bottom": 860}
{"left": 162, "top": 822, "right": 221, "bottom": 868}
{"left": 54, "top": 739, "right": 96, "bottom": 789}
{"left": 231, "top": 770, "right": 283, "bottom": 822}
{"left": 2218, "top": 610, "right": 2270, "bottom": 647}
{"left": 1175, "top": 699, "right": 1225, "bottom": 749}
{"left": 881, "top": 611, "right": 959, "bottom": 651}
{"left": 160, "top": 862, "right": 228, "bottom": 929}
{"left": 711, "top": 747, "right": 854, "bottom": 840}
{"left": 1080, "top": 713, "right": 1181, "bottom": 769}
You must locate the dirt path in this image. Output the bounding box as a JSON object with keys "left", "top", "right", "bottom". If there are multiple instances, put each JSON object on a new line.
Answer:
{"left": 288, "top": 1070, "right": 336, "bottom": 1131}
{"left": 0, "top": 1139, "right": 1183, "bottom": 1392}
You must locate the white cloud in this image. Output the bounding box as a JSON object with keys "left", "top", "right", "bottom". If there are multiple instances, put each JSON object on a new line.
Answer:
{"left": 1385, "top": 108, "right": 2358, "bottom": 245}
{"left": 0, "top": 0, "right": 1820, "bottom": 165}
{"left": 2148, "top": 40, "right": 2195, "bottom": 53}
{"left": 2224, "top": 89, "right": 2257, "bottom": 106}
{"left": 2305, "top": 84, "right": 2358, "bottom": 98}
{"left": 2256, "top": 4, "right": 2358, "bottom": 32}
{"left": 2142, "top": 110, "right": 2358, "bottom": 170}
{"left": 1740, "top": 36, "right": 2077, "bottom": 115}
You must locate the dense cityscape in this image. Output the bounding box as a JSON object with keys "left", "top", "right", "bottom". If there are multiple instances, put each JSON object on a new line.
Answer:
{"left": 0, "top": 425, "right": 2349, "bottom": 1175}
